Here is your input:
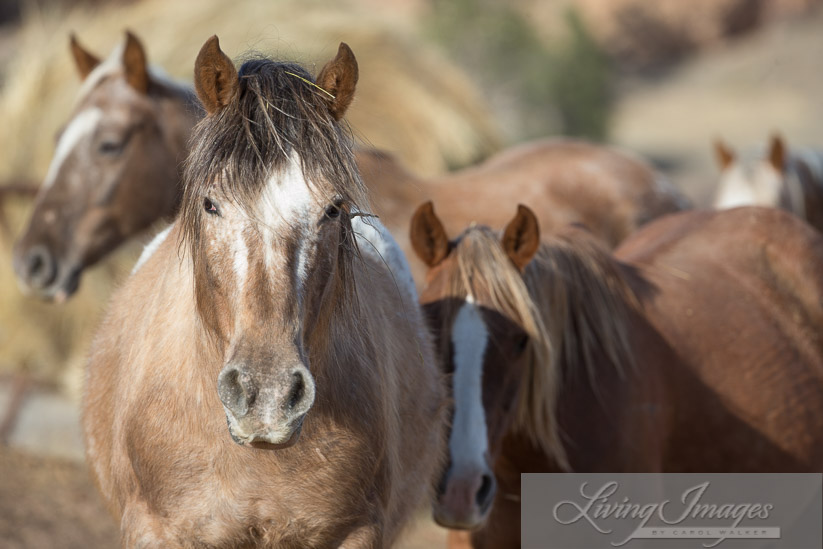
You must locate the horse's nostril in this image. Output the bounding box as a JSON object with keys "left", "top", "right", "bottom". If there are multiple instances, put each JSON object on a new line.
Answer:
{"left": 287, "top": 371, "right": 305, "bottom": 410}
{"left": 25, "top": 246, "right": 57, "bottom": 288}
{"left": 218, "top": 366, "right": 257, "bottom": 417}
{"left": 476, "top": 474, "right": 496, "bottom": 511}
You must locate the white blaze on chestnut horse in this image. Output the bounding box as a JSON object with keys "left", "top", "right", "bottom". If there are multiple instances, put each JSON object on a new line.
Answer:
{"left": 412, "top": 203, "right": 823, "bottom": 548}
{"left": 83, "top": 37, "right": 445, "bottom": 547}
{"left": 13, "top": 32, "right": 200, "bottom": 302}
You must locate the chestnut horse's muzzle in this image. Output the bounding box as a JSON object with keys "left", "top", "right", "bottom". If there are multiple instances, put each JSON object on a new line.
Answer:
{"left": 433, "top": 463, "right": 497, "bottom": 530}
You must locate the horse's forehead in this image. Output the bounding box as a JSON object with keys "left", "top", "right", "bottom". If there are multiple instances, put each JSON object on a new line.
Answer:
{"left": 258, "top": 157, "right": 317, "bottom": 221}
{"left": 77, "top": 77, "right": 148, "bottom": 120}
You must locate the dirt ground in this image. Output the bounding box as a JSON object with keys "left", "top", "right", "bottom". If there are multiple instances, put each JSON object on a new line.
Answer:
{"left": 0, "top": 446, "right": 447, "bottom": 548}
{"left": 0, "top": 447, "right": 117, "bottom": 549}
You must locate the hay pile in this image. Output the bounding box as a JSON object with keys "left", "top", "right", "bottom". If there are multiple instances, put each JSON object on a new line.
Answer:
{"left": 0, "top": 0, "right": 501, "bottom": 395}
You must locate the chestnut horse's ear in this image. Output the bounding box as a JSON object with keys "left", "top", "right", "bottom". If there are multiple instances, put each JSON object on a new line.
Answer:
{"left": 69, "top": 34, "right": 100, "bottom": 80}
{"left": 713, "top": 139, "right": 735, "bottom": 170}
{"left": 194, "top": 35, "right": 238, "bottom": 116}
{"left": 410, "top": 201, "right": 450, "bottom": 268}
{"left": 122, "top": 31, "right": 150, "bottom": 94}
{"left": 501, "top": 205, "right": 540, "bottom": 271}
{"left": 768, "top": 134, "right": 786, "bottom": 172}
{"left": 315, "top": 43, "right": 358, "bottom": 121}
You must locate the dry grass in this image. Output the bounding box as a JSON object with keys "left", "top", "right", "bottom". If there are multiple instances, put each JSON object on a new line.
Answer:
{"left": 0, "top": 0, "right": 501, "bottom": 396}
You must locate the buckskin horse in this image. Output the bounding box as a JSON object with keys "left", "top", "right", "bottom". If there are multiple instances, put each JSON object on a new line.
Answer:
{"left": 411, "top": 202, "right": 823, "bottom": 548}
{"left": 83, "top": 37, "right": 445, "bottom": 547}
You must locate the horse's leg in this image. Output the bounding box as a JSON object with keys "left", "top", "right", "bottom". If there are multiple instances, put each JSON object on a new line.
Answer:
{"left": 120, "top": 500, "right": 177, "bottom": 549}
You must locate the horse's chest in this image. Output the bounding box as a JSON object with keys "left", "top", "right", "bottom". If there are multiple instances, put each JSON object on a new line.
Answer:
{"left": 123, "top": 434, "right": 379, "bottom": 547}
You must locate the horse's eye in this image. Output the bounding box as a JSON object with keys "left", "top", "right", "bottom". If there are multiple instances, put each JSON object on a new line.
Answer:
{"left": 203, "top": 198, "right": 220, "bottom": 216}
{"left": 325, "top": 203, "right": 341, "bottom": 219}
{"left": 99, "top": 140, "right": 124, "bottom": 155}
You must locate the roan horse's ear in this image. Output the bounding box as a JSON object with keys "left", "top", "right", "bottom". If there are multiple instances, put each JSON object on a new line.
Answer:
{"left": 69, "top": 34, "right": 101, "bottom": 80}
{"left": 767, "top": 134, "right": 787, "bottom": 172}
{"left": 501, "top": 205, "right": 540, "bottom": 272}
{"left": 713, "top": 139, "right": 735, "bottom": 170}
{"left": 194, "top": 35, "right": 238, "bottom": 116}
{"left": 410, "top": 201, "right": 450, "bottom": 268}
{"left": 315, "top": 43, "right": 359, "bottom": 121}
{"left": 122, "top": 31, "right": 150, "bottom": 94}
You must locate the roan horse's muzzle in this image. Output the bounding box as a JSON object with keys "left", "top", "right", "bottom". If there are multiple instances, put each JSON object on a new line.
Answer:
{"left": 217, "top": 361, "right": 315, "bottom": 448}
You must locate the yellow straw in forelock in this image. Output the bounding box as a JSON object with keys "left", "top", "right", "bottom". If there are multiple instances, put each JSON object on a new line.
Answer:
{"left": 284, "top": 71, "right": 336, "bottom": 99}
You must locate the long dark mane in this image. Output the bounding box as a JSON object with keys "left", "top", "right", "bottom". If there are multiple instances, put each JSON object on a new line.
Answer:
{"left": 179, "top": 57, "right": 368, "bottom": 256}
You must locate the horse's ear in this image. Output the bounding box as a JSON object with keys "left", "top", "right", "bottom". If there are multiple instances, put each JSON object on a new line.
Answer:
{"left": 194, "top": 35, "right": 238, "bottom": 116}
{"left": 122, "top": 31, "right": 149, "bottom": 94}
{"left": 315, "top": 42, "right": 358, "bottom": 121}
{"left": 502, "top": 205, "right": 540, "bottom": 271}
{"left": 410, "top": 201, "right": 450, "bottom": 268}
{"left": 69, "top": 34, "right": 100, "bottom": 80}
{"left": 714, "top": 139, "right": 735, "bottom": 170}
{"left": 768, "top": 134, "right": 786, "bottom": 172}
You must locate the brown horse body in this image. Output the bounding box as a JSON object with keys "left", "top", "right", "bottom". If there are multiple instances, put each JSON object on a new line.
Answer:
{"left": 362, "top": 138, "right": 689, "bottom": 272}
{"left": 84, "top": 39, "right": 445, "bottom": 548}
{"left": 411, "top": 205, "right": 823, "bottom": 548}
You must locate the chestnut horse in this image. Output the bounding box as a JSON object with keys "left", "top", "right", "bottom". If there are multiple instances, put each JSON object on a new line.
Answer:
{"left": 84, "top": 38, "right": 445, "bottom": 547}
{"left": 410, "top": 202, "right": 823, "bottom": 548}
{"left": 13, "top": 31, "right": 200, "bottom": 302}
{"left": 360, "top": 140, "right": 690, "bottom": 281}
{"left": 16, "top": 30, "right": 687, "bottom": 302}
{"left": 713, "top": 134, "right": 823, "bottom": 231}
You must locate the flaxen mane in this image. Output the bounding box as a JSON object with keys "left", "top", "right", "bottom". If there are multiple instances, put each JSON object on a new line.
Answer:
{"left": 445, "top": 227, "right": 638, "bottom": 470}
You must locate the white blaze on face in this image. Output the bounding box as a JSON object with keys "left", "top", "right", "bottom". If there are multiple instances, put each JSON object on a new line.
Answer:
{"left": 257, "top": 155, "right": 315, "bottom": 296}
{"left": 449, "top": 298, "right": 490, "bottom": 473}
{"left": 43, "top": 107, "right": 103, "bottom": 190}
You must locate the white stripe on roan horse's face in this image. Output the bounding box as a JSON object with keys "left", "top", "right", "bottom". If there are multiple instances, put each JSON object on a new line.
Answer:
{"left": 42, "top": 107, "right": 103, "bottom": 191}
{"left": 210, "top": 154, "right": 317, "bottom": 307}
{"left": 258, "top": 156, "right": 315, "bottom": 298}
{"left": 449, "top": 298, "right": 491, "bottom": 474}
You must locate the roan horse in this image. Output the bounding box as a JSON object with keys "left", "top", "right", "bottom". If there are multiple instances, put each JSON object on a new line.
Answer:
{"left": 411, "top": 202, "right": 823, "bottom": 548}
{"left": 13, "top": 31, "right": 200, "bottom": 302}
{"left": 713, "top": 134, "right": 823, "bottom": 231}
{"left": 83, "top": 37, "right": 445, "bottom": 547}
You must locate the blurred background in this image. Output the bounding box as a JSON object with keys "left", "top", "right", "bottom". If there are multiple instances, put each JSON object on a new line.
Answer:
{"left": 0, "top": 0, "right": 820, "bottom": 546}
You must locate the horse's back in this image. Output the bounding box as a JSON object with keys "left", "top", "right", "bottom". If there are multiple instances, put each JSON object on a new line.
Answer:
{"left": 618, "top": 207, "right": 823, "bottom": 470}
{"left": 436, "top": 138, "right": 689, "bottom": 247}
